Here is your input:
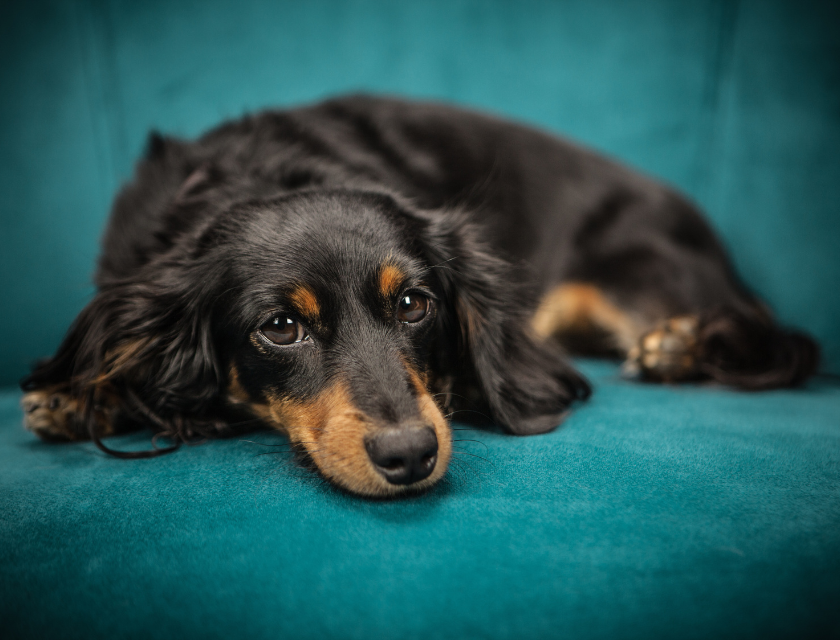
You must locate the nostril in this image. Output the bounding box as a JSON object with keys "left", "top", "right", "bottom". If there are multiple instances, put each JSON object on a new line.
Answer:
{"left": 365, "top": 425, "right": 438, "bottom": 486}
{"left": 420, "top": 447, "right": 437, "bottom": 467}
{"left": 380, "top": 457, "right": 406, "bottom": 471}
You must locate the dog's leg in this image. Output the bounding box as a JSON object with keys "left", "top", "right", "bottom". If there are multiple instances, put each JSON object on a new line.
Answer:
{"left": 534, "top": 282, "right": 816, "bottom": 389}
{"left": 532, "top": 282, "right": 645, "bottom": 355}
{"left": 533, "top": 282, "right": 699, "bottom": 380}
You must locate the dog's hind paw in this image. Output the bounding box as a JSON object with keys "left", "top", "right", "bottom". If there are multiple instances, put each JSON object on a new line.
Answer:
{"left": 624, "top": 316, "right": 700, "bottom": 383}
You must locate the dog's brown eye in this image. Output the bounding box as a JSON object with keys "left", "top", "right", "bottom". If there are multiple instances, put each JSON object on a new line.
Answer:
{"left": 260, "top": 316, "right": 308, "bottom": 345}
{"left": 397, "top": 294, "right": 429, "bottom": 323}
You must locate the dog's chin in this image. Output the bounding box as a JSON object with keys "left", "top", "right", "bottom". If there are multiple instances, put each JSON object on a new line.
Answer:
{"left": 319, "top": 459, "right": 450, "bottom": 499}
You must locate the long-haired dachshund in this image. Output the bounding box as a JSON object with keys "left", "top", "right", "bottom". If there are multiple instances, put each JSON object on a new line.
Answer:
{"left": 21, "top": 95, "right": 819, "bottom": 497}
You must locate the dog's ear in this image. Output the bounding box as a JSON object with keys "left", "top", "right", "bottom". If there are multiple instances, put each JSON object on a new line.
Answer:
{"left": 416, "top": 210, "right": 590, "bottom": 434}
{"left": 23, "top": 262, "right": 226, "bottom": 447}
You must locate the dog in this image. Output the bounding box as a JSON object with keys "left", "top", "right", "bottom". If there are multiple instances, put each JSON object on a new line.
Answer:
{"left": 21, "top": 95, "right": 819, "bottom": 497}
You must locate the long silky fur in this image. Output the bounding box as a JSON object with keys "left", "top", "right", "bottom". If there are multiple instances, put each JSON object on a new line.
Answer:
{"left": 22, "top": 259, "right": 230, "bottom": 455}
{"left": 697, "top": 307, "right": 820, "bottom": 390}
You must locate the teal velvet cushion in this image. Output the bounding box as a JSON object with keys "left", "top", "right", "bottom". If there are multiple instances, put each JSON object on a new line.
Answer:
{"left": 2, "top": 361, "right": 839, "bottom": 639}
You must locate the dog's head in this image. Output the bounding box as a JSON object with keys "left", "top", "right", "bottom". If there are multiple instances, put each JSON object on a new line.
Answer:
{"left": 32, "top": 189, "right": 588, "bottom": 497}
{"left": 221, "top": 191, "right": 454, "bottom": 496}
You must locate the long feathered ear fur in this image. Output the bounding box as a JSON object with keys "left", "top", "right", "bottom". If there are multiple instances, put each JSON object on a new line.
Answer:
{"left": 21, "top": 260, "right": 227, "bottom": 457}
{"left": 416, "top": 209, "right": 591, "bottom": 435}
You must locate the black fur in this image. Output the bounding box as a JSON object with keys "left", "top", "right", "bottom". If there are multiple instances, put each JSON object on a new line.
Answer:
{"left": 23, "top": 94, "right": 818, "bottom": 465}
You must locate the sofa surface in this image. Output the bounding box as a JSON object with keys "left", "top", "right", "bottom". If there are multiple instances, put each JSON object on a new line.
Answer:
{"left": 2, "top": 361, "right": 839, "bottom": 639}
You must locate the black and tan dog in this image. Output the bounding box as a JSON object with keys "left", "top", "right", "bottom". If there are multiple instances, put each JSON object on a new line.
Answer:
{"left": 21, "top": 95, "right": 818, "bottom": 496}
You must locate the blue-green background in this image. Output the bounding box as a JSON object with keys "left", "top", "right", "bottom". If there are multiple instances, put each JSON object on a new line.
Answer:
{"left": 1, "top": 0, "right": 838, "bottom": 385}
{"left": 1, "top": 2, "right": 839, "bottom": 638}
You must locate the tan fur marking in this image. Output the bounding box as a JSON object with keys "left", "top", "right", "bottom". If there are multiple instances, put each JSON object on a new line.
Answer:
{"left": 227, "top": 365, "right": 251, "bottom": 405}
{"left": 379, "top": 263, "right": 406, "bottom": 299}
{"left": 643, "top": 331, "right": 663, "bottom": 352}
{"left": 24, "top": 339, "right": 150, "bottom": 441}
{"left": 226, "top": 366, "right": 274, "bottom": 425}
{"left": 405, "top": 365, "right": 452, "bottom": 482}
{"left": 289, "top": 285, "right": 320, "bottom": 321}
{"left": 22, "top": 384, "right": 119, "bottom": 441}
{"left": 532, "top": 283, "right": 642, "bottom": 352}
{"left": 258, "top": 375, "right": 450, "bottom": 497}
{"left": 91, "top": 338, "right": 151, "bottom": 386}
{"left": 626, "top": 315, "right": 701, "bottom": 382}
{"left": 22, "top": 386, "right": 81, "bottom": 441}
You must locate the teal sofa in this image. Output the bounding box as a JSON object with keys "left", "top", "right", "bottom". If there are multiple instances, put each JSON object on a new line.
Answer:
{"left": 2, "top": 1, "right": 838, "bottom": 638}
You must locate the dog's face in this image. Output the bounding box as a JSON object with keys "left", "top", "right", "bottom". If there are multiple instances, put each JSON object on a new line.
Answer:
{"left": 219, "top": 192, "right": 452, "bottom": 495}
{"left": 36, "top": 189, "right": 588, "bottom": 498}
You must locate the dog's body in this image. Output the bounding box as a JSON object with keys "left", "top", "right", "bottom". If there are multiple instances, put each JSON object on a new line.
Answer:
{"left": 22, "top": 95, "right": 818, "bottom": 496}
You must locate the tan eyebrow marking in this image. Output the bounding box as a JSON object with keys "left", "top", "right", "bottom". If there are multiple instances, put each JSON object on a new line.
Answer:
{"left": 289, "top": 285, "right": 320, "bottom": 321}
{"left": 379, "top": 263, "right": 406, "bottom": 299}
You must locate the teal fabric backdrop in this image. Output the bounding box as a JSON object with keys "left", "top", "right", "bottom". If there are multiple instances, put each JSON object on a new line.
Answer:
{"left": 0, "top": 0, "right": 838, "bottom": 385}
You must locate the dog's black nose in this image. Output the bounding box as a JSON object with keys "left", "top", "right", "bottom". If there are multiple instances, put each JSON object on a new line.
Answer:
{"left": 365, "top": 424, "right": 438, "bottom": 485}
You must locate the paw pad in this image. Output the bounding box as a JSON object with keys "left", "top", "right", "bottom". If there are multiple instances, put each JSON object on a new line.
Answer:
{"left": 624, "top": 316, "right": 700, "bottom": 382}
{"left": 21, "top": 389, "right": 79, "bottom": 441}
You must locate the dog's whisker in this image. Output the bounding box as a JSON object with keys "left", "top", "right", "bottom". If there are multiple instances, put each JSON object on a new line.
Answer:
{"left": 241, "top": 438, "right": 319, "bottom": 446}
{"left": 238, "top": 439, "right": 288, "bottom": 447}
{"left": 448, "top": 456, "right": 480, "bottom": 478}
{"left": 444, "top": 408, "right": 492, "bottom": 422}
{"left": 429, "top": 256, "right": 461, "bottom": 269}
{"left": 244, "top": 440, "right": 323, "bottom": 456}
{"left": 451, "top": 457, "right": 481, "bottom": 476}
{"left": 451, "top": 451, "right": 493, "bottom": 466}
{"left": 257, "top": 447, "right": 327, "bottom": 457}
{"left": 451, "top": 438, "right": 489, "bottom": 451}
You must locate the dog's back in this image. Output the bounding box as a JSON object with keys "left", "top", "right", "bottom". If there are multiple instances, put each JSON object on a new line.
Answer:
{"left": 99, "top": 94, "right": 817, "bottom": 387}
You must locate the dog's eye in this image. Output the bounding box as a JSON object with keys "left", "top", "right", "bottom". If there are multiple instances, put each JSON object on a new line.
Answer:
{"left": 260, "top": 316, "right": 308, "bottom": 345}
{"left": 397, "top": 294, "right": 429, "bottom": 323}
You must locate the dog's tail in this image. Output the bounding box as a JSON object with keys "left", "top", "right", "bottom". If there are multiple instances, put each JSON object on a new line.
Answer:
{"left": 697, "top": 306, "right": 819, "bottom": 390}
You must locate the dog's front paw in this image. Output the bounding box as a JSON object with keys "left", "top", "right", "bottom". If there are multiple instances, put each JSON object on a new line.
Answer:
{"left": 624, "top": 316, "right": 700, "bottom": 382}
{"left": 22, "top": 388, "right": 85, "bottom": 441}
